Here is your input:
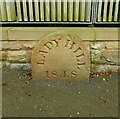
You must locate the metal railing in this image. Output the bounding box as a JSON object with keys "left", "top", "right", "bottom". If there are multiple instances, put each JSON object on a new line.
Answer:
{"left": 97, "top": 0, "right": 119, "bottom": 22}
{"left": 0, "top": 0, "right": 119, "bottom": 23}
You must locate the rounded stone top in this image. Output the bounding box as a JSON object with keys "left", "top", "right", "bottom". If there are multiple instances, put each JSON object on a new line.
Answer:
{"left": 31, "top": 31, "right": 90, "bottom": 82}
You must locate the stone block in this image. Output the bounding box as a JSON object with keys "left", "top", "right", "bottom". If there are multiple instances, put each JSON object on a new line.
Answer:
{"left": 8, "top": 27, "right": 94, "bottom": 41}
{"left": 95, "top": 28, "right": 118, "bottom": 41}
{"left": 100, "top": 49, "right": 119, "bottom": 65}
{"left": 94, "top": 65, "right": 119, "bottom": 73}
{"left": 10, "top": 63, "right": 31, "bottom": 70}
{"left": 91, "top": 49, "right": 119, "bottom": 65}
{"left": 1, "top": 41, "right": 22, "bottom": 50}
{"left": 1, "top": 41, "right": 39, "bottom": 50}
{"left": 104, "top": 42, "right": 119, "bottom": 49}
{"left": 90, "top": 42, "right": 119, "bottom": 50}
{"left": 7, "top": 50, "right": 27, "bottom": 63}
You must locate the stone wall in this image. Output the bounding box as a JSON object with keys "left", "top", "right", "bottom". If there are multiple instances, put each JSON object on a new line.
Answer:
{"left": 0, "top": 27, "right": 119, "bottom": 73}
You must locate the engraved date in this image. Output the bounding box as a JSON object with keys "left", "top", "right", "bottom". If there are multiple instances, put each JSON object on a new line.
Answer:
{"left": 46, "top": 71, "right": 77, "bottom": 79}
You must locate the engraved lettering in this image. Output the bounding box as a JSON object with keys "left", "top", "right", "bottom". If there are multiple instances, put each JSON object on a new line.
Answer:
{"left": 63, "top": 71, "right": 67, "bottom": 78}
{"left": 77, "top": 62, "right": 85, "bottom": 69}
{"left": 69, "top": 42, "right": 76, "bottom": 49}
{"left": 52, "top": 38, "right": 61, "bottom": 47}
{"left": 45, "top": 71, "right": 77, "bottom": 79}
{"left": 44, "top": 42, "right": 53, "bottom": 50}
{"left": 73, "top": 47, "right": 82, "bottom": 53}
{"left": 39, "top": 50, "right": 48, "bottom": 58}
{"left": 52, "top": 71, "right": 57, "bottom": 78}
{"left": 76, "top": 53, "right": 84, "bottom": 61}
{"left": 71, "top": 71, "right": 77, "bottom": 78}
{"left": 37, "top": 60, "right": 44, "bottom": 65}
{"left": 65, "top": 39, "right": 76, "bottom": 49}
{"left": 65, "top": 39, "right": 70, "bottom": 47}
{"left": 76, "top": 53, "right": 84, "bottom": 58}
{"left": 46, "top": 71, "right": 49, "bottom": 79}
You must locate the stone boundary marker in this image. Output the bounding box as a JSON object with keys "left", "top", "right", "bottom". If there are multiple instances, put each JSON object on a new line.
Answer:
{"left": 31, "top": 32, "right": 90, "bottom": 82}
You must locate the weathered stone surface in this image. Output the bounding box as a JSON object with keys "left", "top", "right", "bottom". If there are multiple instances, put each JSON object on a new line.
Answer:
{"left": 0, "top": 50, "right": 32, "bottom": 63}
{"left": 31, "top": 32, "right": 90, "bottom": 82}
{"left": 90, "top": 43, "right": 103, "bottom": 50}
{"left": 104, "top": 42, "right": 118, "bottom": 49}
{"left": 22, "top": 41, "right": 38, "bottom": 49}
{"left": 100, "top": 50, "right": 119, "bottom": 65}
{"left": 0, "top": 51, "right": 8, "bottom": 60}
{"left": 0, "top": 61, "right": 7, "bottom": 69}
{"left": 91, "top": 49, "right": 119, "bottom": 65}
{"left": 7, "top": 51, "right": 26, "bottom": 63}
{"left": 10, "top": 63, "right": 31, "bottom": 70}
{"left": 90, "top": 42, "right": 119, "bottom": 50}
{"left": 2, "top": 41, "right": 22, "bottom": 50}
{"left": 1, "top": 41, "right": 38, "bottom": 50}
{"left": 26, "top": 51, "right": 32, "bottom": 63}
{"left": 91, "top": 50, "right": 101, "bottom": 62}
{"left": 94, "top": 65, "right": 119, "bottom": 73}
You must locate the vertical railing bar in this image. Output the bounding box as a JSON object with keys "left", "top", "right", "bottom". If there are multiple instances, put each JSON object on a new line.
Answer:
{"left": 85, "top": 0, "right": 92, "bottom": 22}
{"left": 16, "top": 0, "right": 22, "bottom": 21}
{"left": 22, "top": 0, "right": 28, "bottom": 21}
{"left": 0, "top": 4, "right": 1, "bottom": 21}
{"left": 114, "top": 0, "right": 119, "bottom": 21}
{"left": 5, "top": 0, "right": 16, "bottom": 21}
{"left": 56, "top": 0, "right": 61, "bottom": 21}
{"left": 103, "top": 0, "right": 108, "bottom": 21}
{"left": 119, "top": 1, "right": 120, "bottom": 22}
{"left": 91, "top": 0, "right": 98, "bottom": 23}
{"left": 108, "top": 0, "right": 113, "bottom": 21}
{"left": 40, "top": 0, "right": 44, "bottom": 21}
{"left": 0, "top": 1, "right": 2, "bottom": 22}
{"left": 62, "top": 0, "right": 67, "bottom": 21}
{"left": 45, "top": 0, "right": 50, "bottom": 21}
{"left": 0, "top": 1, "right": 7, "bottom": 21}
{"left": 91, "top": 0, "right": 94, "bottom": 23}
{"left": 95, "top": 0, "right": 99, "bottom": 23}
{"left": 74, "top": 0, "right": 79, "bottom": 21}
{"left": 51, "top": 0, "right": 56, "bottom": 21}
{"left": 34, "top": 0, "right": 39, "bottom": 21}
{"left": 28, "top": 0, "right": 34, "bottom": 21}
{"left": 68, "top": 0, "right": 73, "bottom": 21}
{"left": 5, "top": 0, "right": 11, "bottom": 21}
{"left": 97, "top": 0, "right": 102, "bottom": 22}
{"left": 80, "top": 0, "right": 85, "bottom": 21}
